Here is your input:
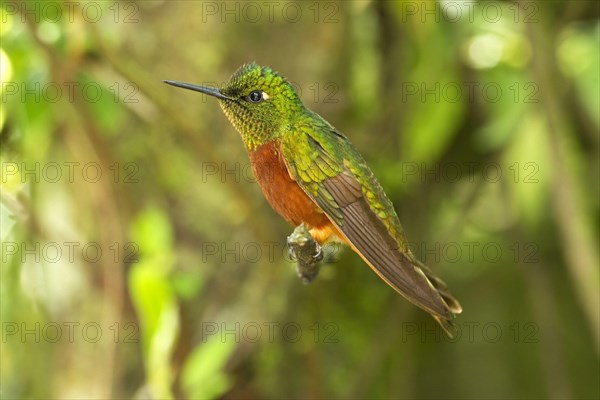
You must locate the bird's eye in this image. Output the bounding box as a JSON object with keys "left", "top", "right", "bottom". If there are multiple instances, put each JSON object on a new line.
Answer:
{"left": 247, "top": 90, "right": 264, "bottom": 103}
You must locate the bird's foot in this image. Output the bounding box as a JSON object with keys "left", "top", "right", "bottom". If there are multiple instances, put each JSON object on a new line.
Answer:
{"left": 287, "top": 224, "right": 323, "bottom": 284}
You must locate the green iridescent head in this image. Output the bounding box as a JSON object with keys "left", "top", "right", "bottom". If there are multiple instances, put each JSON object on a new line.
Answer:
{"left": 165, "top": 63, "right": 304, "bottom": 149}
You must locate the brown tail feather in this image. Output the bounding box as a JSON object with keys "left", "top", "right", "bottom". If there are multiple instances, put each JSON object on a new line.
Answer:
{"left": 412, "top": 257, "right": 463, "bottom": 334}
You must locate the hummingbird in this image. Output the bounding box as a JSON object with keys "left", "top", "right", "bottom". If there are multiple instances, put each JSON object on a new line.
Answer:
{"left": 164, "top": 63, "right": 462, "bottom": 335}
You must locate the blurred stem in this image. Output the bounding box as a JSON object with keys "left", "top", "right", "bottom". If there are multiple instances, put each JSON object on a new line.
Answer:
{"left": 525, "top": 2, "right": 600, "bottom": 352}
{"left": 23, "top": 7, "right": 127, "bottom": 397}
{"left": 86, "top": 24, "right": 272, "bottom": 242}
{"left": 513, "top": 229, "right": 572, "bottom": 398}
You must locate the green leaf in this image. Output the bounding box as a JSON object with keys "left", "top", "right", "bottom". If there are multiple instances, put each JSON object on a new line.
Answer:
{"left": 181, "top": 334, "right": 236, "bottom": 400}
{"left": 128, "top": 207, "right": 179, "bottom": 399}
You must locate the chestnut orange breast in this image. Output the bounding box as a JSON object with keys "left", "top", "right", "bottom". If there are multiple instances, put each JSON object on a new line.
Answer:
{"left": 248, "top": 141, "right": 331, "bottom": 230}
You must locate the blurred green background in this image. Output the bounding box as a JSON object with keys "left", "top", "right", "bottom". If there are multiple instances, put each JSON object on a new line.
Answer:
{"left": 1, "top": 1, "right": 599, "bottom": 399}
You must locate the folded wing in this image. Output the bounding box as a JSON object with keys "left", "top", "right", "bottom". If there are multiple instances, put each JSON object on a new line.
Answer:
{"left": 281, "top": 124, "right": 461, "bottom": 333}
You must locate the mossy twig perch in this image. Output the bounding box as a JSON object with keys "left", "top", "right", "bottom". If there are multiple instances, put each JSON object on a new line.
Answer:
{"left": 287, "top": 224, "right": 323, "bottom": 284}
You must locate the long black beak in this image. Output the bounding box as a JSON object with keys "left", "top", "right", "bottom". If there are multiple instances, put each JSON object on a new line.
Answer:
{"left": 163, "top": 80, "right": 232, "bottom": 100}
